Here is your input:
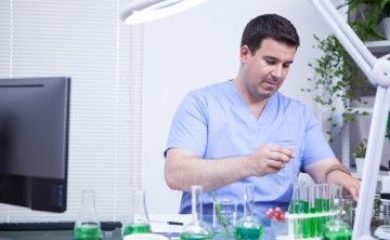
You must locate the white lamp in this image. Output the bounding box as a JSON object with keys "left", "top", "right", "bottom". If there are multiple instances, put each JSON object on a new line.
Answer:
{"left": 121, "top": 0, "right": 208, "bottom": 25}
{"left": 310, "top": 1, "right": 390, "bottom": 239}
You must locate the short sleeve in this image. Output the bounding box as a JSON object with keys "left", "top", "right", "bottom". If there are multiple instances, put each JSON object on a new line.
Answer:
{"left": 301, "top": 108, "right": 335, "bottom": 170}
{"left": 164, "top": 92, "right": 208, "bottom": 158}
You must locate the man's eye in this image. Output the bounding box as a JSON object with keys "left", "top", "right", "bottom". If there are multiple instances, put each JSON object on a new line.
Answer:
{"left": 266, "top": 59, "right": 277, "bottom": 65}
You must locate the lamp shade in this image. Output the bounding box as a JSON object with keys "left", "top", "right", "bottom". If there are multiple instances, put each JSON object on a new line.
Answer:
{"left": 121, "top": 0, "right": 208, "bottom": 25}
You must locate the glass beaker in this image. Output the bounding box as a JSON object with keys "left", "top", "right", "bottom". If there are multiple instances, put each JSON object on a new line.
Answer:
{"left": 180, "top": 185, "right": 213, "bottom": 240}
{"left": 122, "top": 189, "right": 152, "bottom": 236}
{"left": 234, "top": 183, "right": 264, "bottom": 240}
{"left": 323, "top": 184, "right": 352, "bottom": 240}
{"left": 73, "top": 190, "right": 103, "bottom": 240}
{"left": 382, "top": 198, "right": 390, "bottom": 225}
{"left": 213, "top": 198, "right": 236, "bottom": 240}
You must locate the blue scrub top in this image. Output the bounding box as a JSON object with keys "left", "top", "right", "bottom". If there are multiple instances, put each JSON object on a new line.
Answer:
{"left": 165, "top": 80, "right": 334, "bottom": 225}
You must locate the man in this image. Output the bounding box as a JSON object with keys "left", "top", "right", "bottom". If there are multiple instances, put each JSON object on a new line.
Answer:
{"left": 164, "top": 13, "right": 359, "bottom": 224}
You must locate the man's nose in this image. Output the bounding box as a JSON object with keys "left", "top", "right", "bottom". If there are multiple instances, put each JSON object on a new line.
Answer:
{"left": 271, "top": 65, "right": 283, "bottom": 79}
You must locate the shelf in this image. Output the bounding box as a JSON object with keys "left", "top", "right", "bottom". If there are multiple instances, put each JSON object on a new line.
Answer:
{"left": 352, "top": 169, "right": 390, "bottom": 181}
{"left": 348, "top": 107, "right": 373, "bottom": 114}
{"left": 365, "top": 40, "right": 390, "bottom": 55}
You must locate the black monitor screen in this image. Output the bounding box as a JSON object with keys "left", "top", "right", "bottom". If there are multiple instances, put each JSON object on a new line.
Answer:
{"left": 0, "top": 76, "right": 70, "bottom": 213}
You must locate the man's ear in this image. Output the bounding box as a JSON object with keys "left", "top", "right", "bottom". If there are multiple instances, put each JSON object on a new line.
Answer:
{"left": 239, "top": 45, "right": 251, "bottom": 64}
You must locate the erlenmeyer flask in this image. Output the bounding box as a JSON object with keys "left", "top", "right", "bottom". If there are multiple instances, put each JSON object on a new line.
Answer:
{"left": 323, "top": 184, "right": 352, "bottom": 240}
{"left": 73, "top": 190, "right": 103, "bottom": 240}
{"left": 234, "top": 183, "right": 264, "bottom": 240}
{"left": 122, "top": 189, "right": 152, "bottom": 236}
{"left": 180, "top": 185, "right": 213, "bottom": 240}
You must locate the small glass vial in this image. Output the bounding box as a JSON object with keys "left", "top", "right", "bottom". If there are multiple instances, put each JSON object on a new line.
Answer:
{"left": 73, "top": 190, "right": 103, "bottom": 240}
{"left": 122, "top": 189, "right": 152, "bottom": 236}
{"left": 234, "top": 183, "right": 264, "bottom": 240}
{"left": 180, "top": 185, "right": 213, "bottom": 240}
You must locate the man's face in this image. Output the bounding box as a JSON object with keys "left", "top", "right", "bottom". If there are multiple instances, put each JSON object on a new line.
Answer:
{"left": 239, "top": 38, "right": 297, "bottom": 102}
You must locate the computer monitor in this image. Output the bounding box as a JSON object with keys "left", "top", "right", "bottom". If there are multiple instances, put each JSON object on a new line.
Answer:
{"left": 0, "top": 76, "right": 70, "bottom": 213}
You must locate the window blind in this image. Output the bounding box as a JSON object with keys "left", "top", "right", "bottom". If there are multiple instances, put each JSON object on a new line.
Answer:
{"left": 0, "top": 0, "right": 143, "bottom": 222}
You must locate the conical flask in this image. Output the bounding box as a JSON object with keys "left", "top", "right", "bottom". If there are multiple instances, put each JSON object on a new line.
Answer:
{"left": 73, "top": 190, "right": 103, "bottom": 240}
{"left": 323, "top": 184, "right": 352, "bottom": 240}
{"left": 234, "top": 183, "right": 264, "bottom": 240}
{"left": 180, "top": 185, "right": 213, "bottom": 240}
{"left": 122, "top": 189, "right": 152, "bottom": 236}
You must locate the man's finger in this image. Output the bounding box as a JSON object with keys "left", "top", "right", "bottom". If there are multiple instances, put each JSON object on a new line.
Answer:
{"left": 268, "top": 151, "right": 292, "bottom": 163}
{"left": 269, "top": 145, "right": 295, "bottom": 158}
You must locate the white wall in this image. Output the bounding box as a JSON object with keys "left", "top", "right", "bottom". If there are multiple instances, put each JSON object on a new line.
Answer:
{"left": 142, "top": 0, "right": 332, "bottom": 214}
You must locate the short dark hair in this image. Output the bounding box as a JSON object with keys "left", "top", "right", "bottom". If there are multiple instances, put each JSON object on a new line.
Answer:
{"left": 241, "top": 14, "right": 300, "bottom": 54}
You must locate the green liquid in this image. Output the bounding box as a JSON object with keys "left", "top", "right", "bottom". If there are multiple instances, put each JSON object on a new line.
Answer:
{"left": 316, "top": 198, "right": 330, "bottom": 212}
{"left": 288, "top": 199, "right": 332, "bottom": 238}
{"left": 288, "top": 200, "right": 301, "bottom": 214}
{"left": 299, "top": 200, "right": 313, "bottom": 238}
{"left": 73, "top": 223, "right": 103, "bottom": 240}
{"left": 288, "top": 200, "right": 304, "bottom": 238}
{"left": 315, "top": 198, "right": 330, "bottom": 235}
{"left": 180, "top": 233, "right": 213, "bottom": 240}
{"left": 234, "top": 225, "right": 264, "bottom": 240}
{"left": 123, "top": 223, "right": 151, "bottom": 236}
{"left": 323, "top": 230, "right": 352, "bottom": 240}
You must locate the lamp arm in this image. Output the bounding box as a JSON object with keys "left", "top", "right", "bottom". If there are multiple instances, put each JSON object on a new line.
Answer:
{"left": 310, "top": 1, "right": 390, "bottom": 239}
{"left": 120, "top": 0, "right": 161, "bottom": 21}
{"left": 121, "top": 0, "right": 207, "bottom": 25}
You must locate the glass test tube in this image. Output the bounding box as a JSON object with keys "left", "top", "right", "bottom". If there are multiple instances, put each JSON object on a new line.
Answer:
{"left": 288, "top": 183, "right": 304, "bottom": 239}
{"left": 314, "top": 184, "right": 331, "bottom": 236}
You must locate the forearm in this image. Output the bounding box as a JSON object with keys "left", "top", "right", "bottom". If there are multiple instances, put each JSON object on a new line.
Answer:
{"left": 305, "top": 158, "right": 343, "bottom": 183}
{"left": 306, "top": 158, "right": 360, "bottom": 200}
{"left": 165, "top": 150, "right": 253, "bottom": 192}
{"left": 165, "top": 145, "right": 293, "bottom": 192}
{"left": 325, "top": 168, "right": 351, "bottom": 185}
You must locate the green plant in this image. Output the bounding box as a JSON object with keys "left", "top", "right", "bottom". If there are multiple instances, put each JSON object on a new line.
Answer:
{"left": 344, "top": 0, "right": 390, "bottom": 40}
{"left": 302, "top": 0, "right": 390, "bottom": 142}
{"left": 305, "top": 1, "right": 390, "bottom": 143}
{"left": 303, "top": 34, "right": 370, "bottom": 141}
{"left": 382, "top": 0, "right": 390, "bottom": 17}
{"left": 353, "top": 139, "right": 367, "bottom": 158}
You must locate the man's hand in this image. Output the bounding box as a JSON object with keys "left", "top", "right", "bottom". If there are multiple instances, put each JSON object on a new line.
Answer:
{"left": 247, "top": 144, "right": 295, "bottom": 176}
{"left": 327, "top": 170, "right": 360, "bottom": 201}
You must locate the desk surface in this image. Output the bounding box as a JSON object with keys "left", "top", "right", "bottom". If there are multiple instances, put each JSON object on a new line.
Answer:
{"left": 0, "top": 229, "right": 122, "bottom": 240}
{"left": 0, "top": 230, "right": 180, "bottom": 240}
{"left": 0, "top": 229, "right": 380, "bottom": 240}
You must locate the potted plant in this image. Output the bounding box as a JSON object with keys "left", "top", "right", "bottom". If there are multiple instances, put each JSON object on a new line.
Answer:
{"left": 345, "top": 0, "right": 390, "bottom": 40}
{"left": 304, "top": 1, "right": 390, "bottom": 174}
{"left": 303, "top": 0, "right": 390, "bottom": 142}
{"left": 303, "top": 34, "right": 372, "bottom": 142}
{"left": 353, "top": 139, "right": 367, "bottom": 175}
